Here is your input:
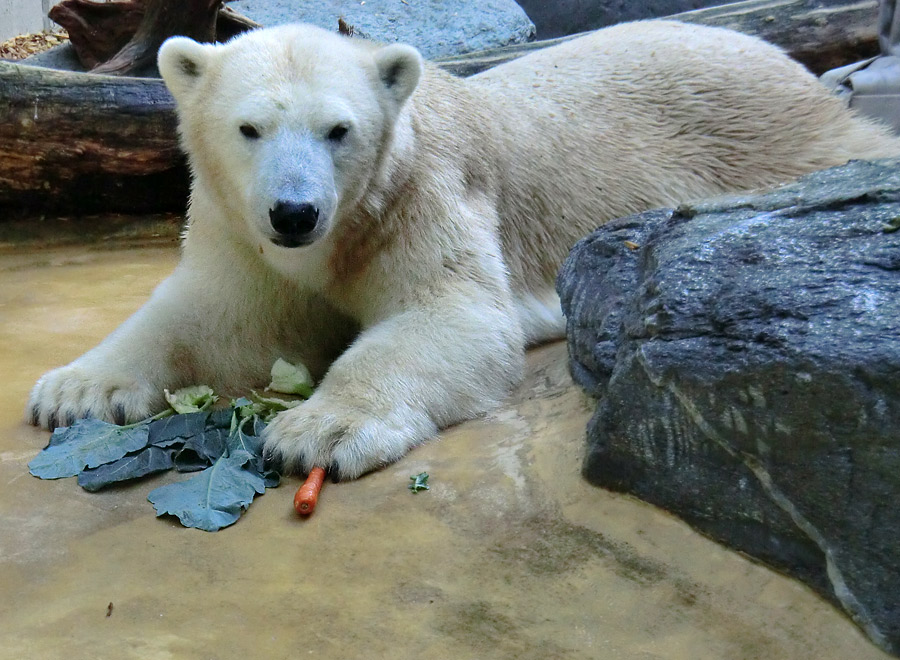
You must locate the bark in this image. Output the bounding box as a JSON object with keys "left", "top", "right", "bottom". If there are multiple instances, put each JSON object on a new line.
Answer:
{"left": 48, "top": 0, "right": 259, "bottom": 74}
{"left": 0, "top": 61, "right": 186, "bottom": 214}
{"left": 48, "top": 0, "right": 144, "bottom": 70}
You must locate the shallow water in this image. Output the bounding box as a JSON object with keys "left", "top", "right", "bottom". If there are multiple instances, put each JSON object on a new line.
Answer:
{"left": 0, "top": 235, "right": 889, "bottom": 659}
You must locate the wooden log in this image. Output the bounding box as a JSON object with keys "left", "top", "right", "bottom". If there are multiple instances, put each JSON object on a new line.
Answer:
{"left": 216, "top": 5, "right": 263, "bottom": 42}
{"left": 436, "top": 0, "right": 882, "bottom": 77}
{"left": 0, "top": 62, "right": 187, "bottom": 214}
{"left": 0, "top": 0, "right": 883, "bottom": 215}
{"left": 678, "top": 0, "right": 881, "bottom": 74}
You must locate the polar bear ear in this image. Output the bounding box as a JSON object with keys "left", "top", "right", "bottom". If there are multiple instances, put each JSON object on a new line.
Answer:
{"left": 373, "top": 44, "right": 423, "bottom": 106}
{"left": 158, "top": 36, "right": 215, "bottom": 101}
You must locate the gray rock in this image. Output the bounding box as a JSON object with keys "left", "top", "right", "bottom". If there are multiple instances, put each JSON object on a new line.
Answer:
{"left": 231, "top": 0, "right": 535, "bottom": 59}
{"left": 557, "top": 158, "right": 900, "bottom": 656}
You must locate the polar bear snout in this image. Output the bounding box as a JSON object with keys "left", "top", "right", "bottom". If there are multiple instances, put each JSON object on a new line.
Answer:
{"left": 268, "top": 201, "right": 320, "bottom": 247}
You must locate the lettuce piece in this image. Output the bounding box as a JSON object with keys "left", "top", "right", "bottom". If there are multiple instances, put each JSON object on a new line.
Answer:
{"left": 266, "top": 358, "right": 314, "bottom": 397}
{"left": 163, "top": 385, "right": 218, "bottom": 414}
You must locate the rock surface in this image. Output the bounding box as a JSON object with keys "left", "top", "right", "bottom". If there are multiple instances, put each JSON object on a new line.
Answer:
{"left": 231, "top": 0, "right": 535, "bottom": 59}
{"left": 558, "top": 158, "right": 900, "bottom": 656}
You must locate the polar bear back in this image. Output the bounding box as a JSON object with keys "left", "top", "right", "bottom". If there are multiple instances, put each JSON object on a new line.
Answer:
{"left": 437, "top": 20, "right": 900, "bottom": 291}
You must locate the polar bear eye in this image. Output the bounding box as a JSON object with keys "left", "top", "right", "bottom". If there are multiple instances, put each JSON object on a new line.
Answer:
{"left": 327, "top": 124, "right": 349, "bottom": 142}
{"left": 239, "top": 124, "right": 261, "bottom": 140}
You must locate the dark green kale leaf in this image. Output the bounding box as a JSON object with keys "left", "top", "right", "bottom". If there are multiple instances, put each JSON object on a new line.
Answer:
{"left": 408, "top": 472, "right": 430, "bottom": 493}
{"left": 173, "top": 428, "right": 229, "bottom": 472}
{"left": 28, "top": 419, "right": 152, "bottom": 479}
{"left": 29, "top": 378, "right": 296, "bottom": 530}
{"left": 206, "top": 408, "right": 235, "bottom": 430}
{"left": 148, "top": 412, "right": 210, "bottom": 447}
{"left": 227, "top": 412, "right": 264, "bottom": 456}
{"left": 77, "top": 446, "right": 176, "bottom": 492}
{"left": 147, "top": 450, "right": 266, "bottom": 531}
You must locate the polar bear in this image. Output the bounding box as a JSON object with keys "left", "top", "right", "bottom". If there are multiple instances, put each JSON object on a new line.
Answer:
{"left": 27, "top": 21, "right": 900, "bottom": 479}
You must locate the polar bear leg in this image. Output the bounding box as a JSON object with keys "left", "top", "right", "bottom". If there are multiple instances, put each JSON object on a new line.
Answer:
{"left": 26, "top": 245, "right": 315, "bottom": 429}
{"left": 263, "top": 217, "right": 526, "bottom": 482}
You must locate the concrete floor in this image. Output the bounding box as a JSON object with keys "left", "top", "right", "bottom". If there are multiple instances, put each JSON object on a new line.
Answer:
{"left": 0, "top": 231, "right": 890, "bottom": 659}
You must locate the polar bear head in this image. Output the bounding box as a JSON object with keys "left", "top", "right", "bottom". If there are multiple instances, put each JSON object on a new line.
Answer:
{"left": 158, "top": 25, "right": 423, "bottom": 250}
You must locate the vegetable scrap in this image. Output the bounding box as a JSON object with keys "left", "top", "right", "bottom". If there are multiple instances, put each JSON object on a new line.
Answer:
{"left": 163, "top": 384, "right": 217, "bottom": 414}
{"left": 408, "top": 472, "right": 430, "bottom": 493}
{"left": 28, "top": 359, "right": 313, "bottom": 531}
{"left": 293, "top": 466, "right": 327, "bottom": 515}
{"left": 267, "top": 357, "right": 314, "bottom": 397}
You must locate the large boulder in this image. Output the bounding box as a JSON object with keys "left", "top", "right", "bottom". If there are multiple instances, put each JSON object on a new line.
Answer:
{"left": 557, "top": 158, "right": 900, "bottom": 656}
{"left": 230, "top": 0, "right": 535, "bottom": 59}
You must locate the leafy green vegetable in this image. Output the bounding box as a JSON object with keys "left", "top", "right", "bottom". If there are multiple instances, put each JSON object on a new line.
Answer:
{"left": 206, "top": 408, "right": 234, "bottom": 430}
{"left": 227, "top": 413, "right": 264, "bottom": 456}
{"left": 147, "top": 451, "right": 266, "bottom": 532}
{"left": 267, "top": 358, "right": 314, "bottom": 397}
{"left": 248, "top": 390, "right": 302, "bottom": 422}
{"left": 28, "top": 419, "right": 152, "bottom": 479}
{"left": 408, "top": 472, "right": 430, "bottom": 493}
{"left": 147, "top": 407, "right": 279, "bottom": 529}
{"left": 260, "top": 467, "right": 281, "bottom": 489}
{"left": 77, "top": 446, "right": 175, "bottom": 492}
{"left": 173, "top": 428, "right": 228, "bottom": 472}
{"left": 148, "top": 412, "right": 210, "bottom": 447}
{"left": 163, "top": 385, "right": 218, "bottom": 414}
{"left": 28, "top": 360, "right": 314, "bottom": 530}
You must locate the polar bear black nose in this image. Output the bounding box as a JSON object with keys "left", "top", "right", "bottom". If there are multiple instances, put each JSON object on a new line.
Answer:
{"left": 269, "top": 202, "right": 319, "bottom": 244}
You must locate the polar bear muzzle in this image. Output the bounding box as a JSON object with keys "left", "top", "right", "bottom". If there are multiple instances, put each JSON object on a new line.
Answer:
{"left": 268, "top": 201, "right": 320, "bottom": 248}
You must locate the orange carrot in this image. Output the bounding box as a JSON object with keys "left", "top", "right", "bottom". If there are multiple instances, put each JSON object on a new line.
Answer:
{"left": 294, "top": 466, "right": 326, "bottom": 515}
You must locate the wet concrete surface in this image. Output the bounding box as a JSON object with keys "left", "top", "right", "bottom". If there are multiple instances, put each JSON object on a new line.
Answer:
{"left": 0, "top": 236, "right": 890, "bottom": 659}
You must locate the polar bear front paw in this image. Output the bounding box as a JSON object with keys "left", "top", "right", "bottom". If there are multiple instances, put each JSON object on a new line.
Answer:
{"left": 262, "top": 394, "right": 435, "bottom": 480}
{"left": 27, "top": 363, "right": 162, "bottom": 430}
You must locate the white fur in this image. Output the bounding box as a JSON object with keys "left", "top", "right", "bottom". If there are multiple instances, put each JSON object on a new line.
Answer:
{"left": 27, "top": 21, "right": 900, "bottom": 479}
